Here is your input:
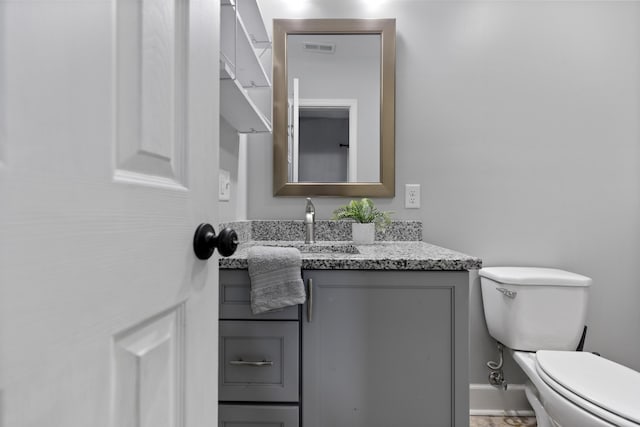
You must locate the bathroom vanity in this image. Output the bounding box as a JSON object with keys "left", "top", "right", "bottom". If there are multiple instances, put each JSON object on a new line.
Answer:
{"left": 217, "top": 221, "right": 481, "bottom": 427}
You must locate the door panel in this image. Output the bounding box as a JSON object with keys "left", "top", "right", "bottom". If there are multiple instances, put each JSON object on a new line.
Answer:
{"left": 113, "top": 305, "right": 186, "bottom": 427}
{"left": 0, "top": 1, "right": 220, "bottom": 426}
{"left": 115, "top": 0, "right": 188, "bottom": 187}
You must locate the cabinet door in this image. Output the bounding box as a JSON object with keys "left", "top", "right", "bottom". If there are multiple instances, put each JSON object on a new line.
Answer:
{"left": 302, "top": 270, "right": 469, "bottom": 427}
{"left": 219, "top": 270, "right": 300, "bottom": 320}
{"left": 219, "top": 404, "right": 299, "bottom": 427}
{"left": 219, "top": 321, "right": 299, "bottom": 402}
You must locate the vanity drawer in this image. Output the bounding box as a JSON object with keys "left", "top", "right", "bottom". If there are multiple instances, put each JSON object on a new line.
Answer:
{"left": 219, "top": 321, "right": 300, "bottom": 402}
{"left": 220, "top": 270, "right": 300, "bottom": 320}
{"left": 219, "top": 404, "right": 299, "bottom": 427}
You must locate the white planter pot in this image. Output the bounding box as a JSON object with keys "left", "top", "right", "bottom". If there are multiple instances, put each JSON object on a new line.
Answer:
{"left": 352, "top": 222, "right": 376, "bottom": 244}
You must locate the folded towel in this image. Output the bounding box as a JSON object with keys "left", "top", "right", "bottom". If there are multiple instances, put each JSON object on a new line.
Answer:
{"left": 247, "top": 246, "right": 306, "bottom": 314}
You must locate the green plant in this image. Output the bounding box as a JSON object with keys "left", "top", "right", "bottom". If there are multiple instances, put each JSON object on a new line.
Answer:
{"left": 332, "top": 198, "right": 393, "bottom": 230}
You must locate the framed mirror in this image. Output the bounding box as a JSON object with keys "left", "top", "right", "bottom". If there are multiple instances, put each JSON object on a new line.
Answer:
{"left": 272, "top": 19, "right": 396, "bottom": 197}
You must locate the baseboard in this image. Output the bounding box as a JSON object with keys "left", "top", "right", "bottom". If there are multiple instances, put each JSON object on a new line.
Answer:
{"left": 469, "top": 383, "right": 535, "bottom": 417}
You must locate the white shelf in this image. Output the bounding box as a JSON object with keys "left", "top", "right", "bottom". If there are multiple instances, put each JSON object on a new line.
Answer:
{"left": 220, "top": 0, "right": 272, "bottom": 134}
{"left": 220, "top": 77, "right": 272, "bottom": 133}
{"left": 235, "top": 12, "right": 270, "bottom": 88}
{"left": 220, "top": 3, "right": 237, "bottom": 73}
{"left": 220, "top": 60, "right": 235, "bottom": 80}
{"left": 236, "top": 0, "right": 271, "bottom": 48}
{"left": 220, "top": 0, "right": 270, "bottom": 88}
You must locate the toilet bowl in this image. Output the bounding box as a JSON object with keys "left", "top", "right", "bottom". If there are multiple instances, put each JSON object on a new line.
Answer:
{"left": 513, "top": 349, "right": 640, "bottom": 427}
{"left": 479, "top": 267, "right": 640, "bottom": 427}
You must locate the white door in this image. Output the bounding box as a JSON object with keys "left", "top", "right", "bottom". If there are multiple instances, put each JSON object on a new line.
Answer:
{"left": 1, "top": 1, "right": 222, "bottom": 426}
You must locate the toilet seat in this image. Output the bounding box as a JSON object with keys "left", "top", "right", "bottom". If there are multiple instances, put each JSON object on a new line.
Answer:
{"left": 536, "top": 351, "right": 640, "bottom": 426}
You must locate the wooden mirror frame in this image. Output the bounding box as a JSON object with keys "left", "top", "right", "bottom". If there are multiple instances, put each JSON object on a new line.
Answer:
{"left": 272, "top": 18, "right": 396, "bottom": 197}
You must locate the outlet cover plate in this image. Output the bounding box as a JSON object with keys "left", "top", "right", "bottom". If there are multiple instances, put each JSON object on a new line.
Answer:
{"left": 405, "top": 184, "right": 420, "bottom": 209}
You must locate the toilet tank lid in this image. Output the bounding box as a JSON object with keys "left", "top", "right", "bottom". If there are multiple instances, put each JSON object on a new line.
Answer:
{"left": 479, "top": 267, "right": 592, "bottom": 287}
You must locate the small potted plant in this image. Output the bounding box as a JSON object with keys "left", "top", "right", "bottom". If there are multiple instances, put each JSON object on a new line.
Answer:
{"left": 332, "top": 198, "right": 393, "bottom": 244}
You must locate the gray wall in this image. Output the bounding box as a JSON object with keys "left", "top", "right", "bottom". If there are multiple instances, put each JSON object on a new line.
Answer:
{"left": 249, "top": 0, "right": 640, "bottom": 384}
{"left": 219, "top": 117, "right": 245, "bottom": 223}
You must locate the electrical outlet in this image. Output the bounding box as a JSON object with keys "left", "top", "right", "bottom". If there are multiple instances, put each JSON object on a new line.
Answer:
{"left": 405, "top": 184, "right": 420, "bottom": 209}
{"left": 219, "top": 169, "right": 231, "bottom": 201}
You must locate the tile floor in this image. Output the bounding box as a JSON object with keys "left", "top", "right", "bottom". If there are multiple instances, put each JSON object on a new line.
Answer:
{"left": 470, "top": 416, "right": 537, "bottom": 427}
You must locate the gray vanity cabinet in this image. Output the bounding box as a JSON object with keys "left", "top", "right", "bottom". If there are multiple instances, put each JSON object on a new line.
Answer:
{"left": 301, "top": 270, "right": 469, "bottom": 427}
{"left": 218, "top": 268, "right": 470, "bottom": 427}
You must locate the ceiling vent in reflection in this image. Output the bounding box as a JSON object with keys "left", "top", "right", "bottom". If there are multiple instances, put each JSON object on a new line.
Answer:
{"left": 302, "top": 41, "right": 336, "bottom": 54}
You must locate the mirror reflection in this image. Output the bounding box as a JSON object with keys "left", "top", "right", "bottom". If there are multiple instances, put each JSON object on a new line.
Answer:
{"left": 287, "top": 34, "right": 381, "bottom": 183}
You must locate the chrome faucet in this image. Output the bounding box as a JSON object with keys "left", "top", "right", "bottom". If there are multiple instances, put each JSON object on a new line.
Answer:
{"left": 304, "top": 197, "right": 315, "bottom": 244}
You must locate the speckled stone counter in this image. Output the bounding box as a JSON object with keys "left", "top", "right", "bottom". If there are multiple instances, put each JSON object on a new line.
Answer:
{"left": 218, "top": 220, "right": 481, "bottom": 271}
{"left": 219, "top": 240, "right": 482, "bottom": 270}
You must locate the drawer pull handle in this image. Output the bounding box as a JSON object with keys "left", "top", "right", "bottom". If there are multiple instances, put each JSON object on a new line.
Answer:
{"left": 229, "top": 360, "right": 274, "bottom": 367}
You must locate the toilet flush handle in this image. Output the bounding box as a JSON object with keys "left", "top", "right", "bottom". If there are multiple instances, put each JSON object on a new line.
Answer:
{"left": 496, "top": 287, "right": 517, "bottom": 299}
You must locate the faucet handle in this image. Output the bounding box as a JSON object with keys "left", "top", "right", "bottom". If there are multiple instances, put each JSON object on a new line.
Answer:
{"left": 304, "top": 198, "right": 316, "bottom": 244}
{"left": 305, "top": 197, "right": 315, "bottom": 216}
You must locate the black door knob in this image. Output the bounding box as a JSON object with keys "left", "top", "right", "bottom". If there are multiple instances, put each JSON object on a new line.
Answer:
{"left": 193, "top": 223, "right": 238, "bottom": 260}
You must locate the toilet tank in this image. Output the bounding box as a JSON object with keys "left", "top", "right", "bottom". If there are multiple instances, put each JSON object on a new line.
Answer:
{"left": 479, "top": 267, "right": 591, "bottom": 352}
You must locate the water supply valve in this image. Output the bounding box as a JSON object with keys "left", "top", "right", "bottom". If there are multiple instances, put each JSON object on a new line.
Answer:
{"left": 487, "top": 342, "right": 508, "bottom": 390}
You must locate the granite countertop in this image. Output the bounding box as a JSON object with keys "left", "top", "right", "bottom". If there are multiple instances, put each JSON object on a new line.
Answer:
{"left": 219, "top": 240, "right": 482, "bottom": 271}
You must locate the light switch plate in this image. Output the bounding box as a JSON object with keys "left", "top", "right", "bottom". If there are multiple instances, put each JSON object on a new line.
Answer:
{"left": 219, "top": 169, "right": 231, "bottom": 201}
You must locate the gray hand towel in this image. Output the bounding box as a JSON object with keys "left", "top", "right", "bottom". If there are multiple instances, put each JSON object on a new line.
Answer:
{"left": 247, "top": 246, "right": 306, "bottom": 314}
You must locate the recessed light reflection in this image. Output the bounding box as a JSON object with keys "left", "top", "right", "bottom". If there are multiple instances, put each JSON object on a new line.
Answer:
{"left": 362, "top": 0, "right": 387, "bottom": 12}
{"left": 286, "top": 0, "right": 311, "bottom": 13}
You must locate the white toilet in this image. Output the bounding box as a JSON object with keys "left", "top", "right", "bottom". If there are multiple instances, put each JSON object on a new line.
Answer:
{"left": 479, "top": 267, "right": 640, "bottom": 427}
